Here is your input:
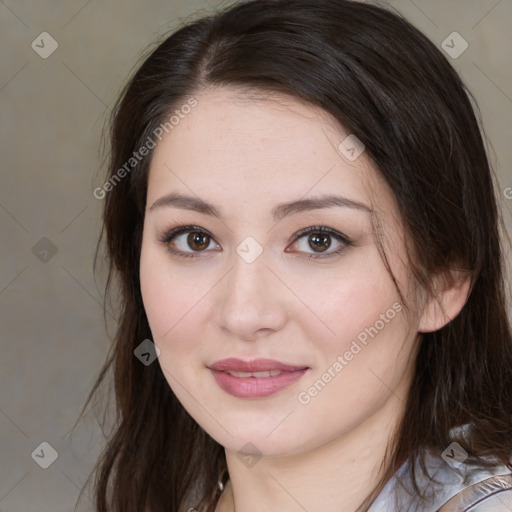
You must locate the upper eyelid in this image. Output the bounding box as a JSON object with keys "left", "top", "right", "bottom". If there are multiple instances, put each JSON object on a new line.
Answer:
{"left": 161, "top": 224, "right": 348, "bottom": 240}
{"left": 160, "top": 225, "right": 351, "bottom": 251}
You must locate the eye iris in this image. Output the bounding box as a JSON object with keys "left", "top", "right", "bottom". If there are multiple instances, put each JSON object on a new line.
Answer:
{"left": 188, "top": 232, "right": 209, "bottom": 251}
{"left": 180, "top": 231, "right": 335, "bottom": 254}
{"left": 309, "top": 233, "right": 331, "bottom": 252}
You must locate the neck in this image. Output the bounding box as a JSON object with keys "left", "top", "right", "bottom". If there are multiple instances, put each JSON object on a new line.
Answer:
{"left": 215, "top": 388, "right": 407, "bottom": 512}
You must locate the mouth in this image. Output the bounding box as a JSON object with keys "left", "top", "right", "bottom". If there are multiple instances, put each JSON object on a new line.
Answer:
{"left": 223, "top": 369, "right": 284, "bottom": 378}
{"left": 207, "top": 358, "right": 310, "bottom": 398}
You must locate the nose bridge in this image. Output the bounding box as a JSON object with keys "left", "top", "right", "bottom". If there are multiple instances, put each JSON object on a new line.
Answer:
{"left": 227, "top": 243, "right": 271, "bottom": 308}
{"left": 216, "top": 240, "right": 288, "bottom": 338}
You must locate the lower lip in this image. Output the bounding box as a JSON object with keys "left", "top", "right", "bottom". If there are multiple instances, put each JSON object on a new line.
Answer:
{"left": 209, "top": 368, "right": 309, "bottom": 398}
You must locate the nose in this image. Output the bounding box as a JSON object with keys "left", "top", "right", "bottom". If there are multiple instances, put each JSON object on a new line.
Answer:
{"left": 214, "top": 248, "right": 289, "bottom": 341}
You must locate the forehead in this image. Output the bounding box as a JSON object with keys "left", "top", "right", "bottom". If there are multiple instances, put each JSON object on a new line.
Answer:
{"left": 146, "top": 86, "right": 393, "bottom": 219}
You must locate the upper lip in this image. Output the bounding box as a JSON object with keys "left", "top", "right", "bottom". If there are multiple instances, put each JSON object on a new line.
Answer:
{"left": 208, "top": 358, "right": 308, "bottom": 372}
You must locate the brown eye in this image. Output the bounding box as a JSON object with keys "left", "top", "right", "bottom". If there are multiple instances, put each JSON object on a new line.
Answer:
{"left": 157, "top": 225, "right": 219, "bottom": 259}
{"left": 287, "top": 226, "right": 352, "bottom": 260}
{"left": 308, "top": 232, "right": 332, "bottom": 252}
{"left": 187, "top": 232, "right": 210, "bottom": 251}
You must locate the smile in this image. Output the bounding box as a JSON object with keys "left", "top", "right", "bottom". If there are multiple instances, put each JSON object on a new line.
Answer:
{"left": 207, "top": 358, "right": 310, "bottom": 398}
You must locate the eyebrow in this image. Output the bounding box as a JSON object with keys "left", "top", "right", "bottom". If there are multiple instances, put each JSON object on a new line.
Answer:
{"left": 148, "top": 191, "right": 372, "bottom": 221}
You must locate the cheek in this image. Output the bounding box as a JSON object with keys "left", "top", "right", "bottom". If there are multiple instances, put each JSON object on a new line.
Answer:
{"left": 291, "top": 255, "right": 411, "bottom": 406}
{"left": 139, "top": 241, "right": 208, "bottom": 344}
{"left": 290, "top": 258, "right": 402, "bottom": 356}
{"left": 139, "top": 249, "right": 208, "bottom": 403}
{"left": 293, "top": 304, "right": 412, "bottom": 450}
{"left": 303, "top": 281, "right": 408, "bottom": 394}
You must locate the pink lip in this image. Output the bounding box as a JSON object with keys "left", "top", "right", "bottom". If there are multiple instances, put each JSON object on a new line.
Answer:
{"left": 207, "top": 358, "right": 309, "bottom": 398}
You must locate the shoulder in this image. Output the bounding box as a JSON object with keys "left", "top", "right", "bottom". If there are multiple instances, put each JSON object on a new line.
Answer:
{"left": 369, "top": 424, "right": 512, "bottom": 511}
{"left": 369, "top": 444, "right": 512, "bottom": 510}
{"left": 437, "top": 473, "right": 512, "bottom": 511}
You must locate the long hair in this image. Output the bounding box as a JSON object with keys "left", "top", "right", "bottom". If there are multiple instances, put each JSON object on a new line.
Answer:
{"left": 75, "top": 1, "right": 512, "bottom": 510}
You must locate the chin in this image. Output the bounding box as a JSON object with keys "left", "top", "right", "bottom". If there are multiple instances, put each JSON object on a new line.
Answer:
{"left": 202, "top": 419, "right": 308, "bottom": 458}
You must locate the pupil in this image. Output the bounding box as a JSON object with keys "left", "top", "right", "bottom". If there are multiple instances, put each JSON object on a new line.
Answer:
{"left": 185, "top": 232, "right": 331, "bottom": 253}
{"left": 310, "top": 233, "right": 330, "bottom": 252}
{"left": 188, "top": 232, "right": 209, "bottom": 251}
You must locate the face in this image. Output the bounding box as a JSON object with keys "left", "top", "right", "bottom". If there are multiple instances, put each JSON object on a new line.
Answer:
{"left": 139, "top": 86, "right": 423, "bottom": 457}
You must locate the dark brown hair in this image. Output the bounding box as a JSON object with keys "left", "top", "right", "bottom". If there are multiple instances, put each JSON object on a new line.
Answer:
{"left": 74, "top": 1, "right": 512, "bottom": 510}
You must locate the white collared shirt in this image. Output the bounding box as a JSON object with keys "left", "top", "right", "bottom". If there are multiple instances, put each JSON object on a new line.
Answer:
{"left": 369, "top": 425, "right": 512, "bottom": 511}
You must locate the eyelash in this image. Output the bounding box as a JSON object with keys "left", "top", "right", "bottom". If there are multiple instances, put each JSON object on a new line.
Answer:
{"left": 156, "top": 224, "right": 353, "bottom": 261}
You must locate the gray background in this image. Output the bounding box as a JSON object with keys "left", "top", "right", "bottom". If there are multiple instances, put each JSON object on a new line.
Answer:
{"left": 1, "top": 1, "right": 511, "bottom": 511}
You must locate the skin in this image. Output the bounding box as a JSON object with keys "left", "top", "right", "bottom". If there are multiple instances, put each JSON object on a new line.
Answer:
{"left": 139, "top": 86, "right": 469, "bottom": 512}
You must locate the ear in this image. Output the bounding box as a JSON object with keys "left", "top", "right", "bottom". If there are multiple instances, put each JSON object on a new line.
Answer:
{"left": 418, "top": 270, "right": 472, "bottom": 333}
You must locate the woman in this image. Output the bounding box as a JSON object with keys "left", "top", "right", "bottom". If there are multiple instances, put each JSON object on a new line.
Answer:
{"left": 79, "top": 0, "right": 512, "bottom": 510}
